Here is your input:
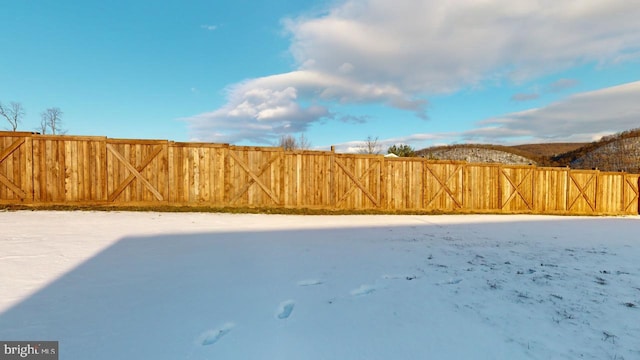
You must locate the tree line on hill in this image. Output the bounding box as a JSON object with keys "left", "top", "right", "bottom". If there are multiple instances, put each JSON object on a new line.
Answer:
{"left": 415, "top": 128, "right": 640, "bottom": 173}
{"left": 276, "top": 129, "right": 640, "bottom": 174}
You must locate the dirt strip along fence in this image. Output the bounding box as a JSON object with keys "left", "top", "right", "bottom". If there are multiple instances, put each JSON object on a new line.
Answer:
{"left": 1, "top": 131, "right": 639, "bottom": 215}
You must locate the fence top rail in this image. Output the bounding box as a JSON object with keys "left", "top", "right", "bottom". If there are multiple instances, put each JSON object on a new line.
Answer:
{"left": 170, "top": 141, "right": 230, "bottom": 148}
{"left": 229, "top": 145, "right": 284, "bottom": 152}
{"left": 335, "top": 153, "right": 384, "bottom": 159}
{"left": 107, "top": 138, "right": 169, "bottom": 145}
{"left": 0, "top": 131, "right": 39, "bottom": 137}
{"left": 599, "top": 170, "right": 636, "bottom": 176}
{"left": 387, "top": 157, "right": 467, "bottom": 165}
{"left": 33, "top": 134, "right": 108, "bottom": 141}
{"left": 283, "top": 149, "right": 335, "bottom": 155}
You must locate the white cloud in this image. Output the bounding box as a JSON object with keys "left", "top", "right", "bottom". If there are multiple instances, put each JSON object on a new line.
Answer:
{"left": 186, "top": 0, "right": 640, "bottom": 144}
{"left": 463, "top": 81, "right": 640, "bottom": 143}
{"left": 336, "top": 81, "right": 640, "bottom": 150}
{"left": 511, "top": 93, "right": 540, "bottom": 102}
{"left": 186, "top": 70, "right": 426, "bottom": 143}
{"left": 187, "top": 85, "right": 330, "bottom": 144}
{"left": 286, "top": 0, "right": 640, "bottom": 91}
{"left": 201, "top": 25, "right": 218, "bottom": 31}
{"left": 547, "top": 78, "right": 580, "bottom": 92}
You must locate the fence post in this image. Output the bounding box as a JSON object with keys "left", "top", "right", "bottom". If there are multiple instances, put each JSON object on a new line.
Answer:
{"left": 379, "top": 154, "right": 386, "bottom": 210}
{"left": 330, "top": 146, "right": 336, "bottom": 209}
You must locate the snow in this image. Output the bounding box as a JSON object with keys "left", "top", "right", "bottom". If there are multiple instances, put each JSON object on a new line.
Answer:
{"left": 1, "top": 211, "right": 639, "bottom": 359}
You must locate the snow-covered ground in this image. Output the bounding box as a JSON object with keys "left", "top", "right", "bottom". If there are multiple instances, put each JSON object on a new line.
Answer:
{"left": 1, "top": 211, "right": 639, "bottom": 360}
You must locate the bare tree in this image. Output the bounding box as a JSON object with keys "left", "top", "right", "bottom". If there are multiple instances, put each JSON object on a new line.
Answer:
{"left": 279, "top": 134, "right": 297, "bottom": 150}
{"left": 0, "top": 101, "right": 25, "bottom": 131}
{"left": 41, "top": 107, "right": 66, "bottom": 135}
{"left": 278, "top": 133, "right": 312, "bottom": 151}
{"left": 37, "top": 116, "right": 48, "bottom": 134}
{"left": 358, "top": 135, "right": 381, "bottom": 154}
{"left": 297, "top": 133, "right": 311, "bottom": 150}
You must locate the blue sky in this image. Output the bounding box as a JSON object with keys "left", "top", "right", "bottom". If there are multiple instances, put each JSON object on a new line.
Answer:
{"left": 1, "top": 0, "right": 639, "bottom": 152}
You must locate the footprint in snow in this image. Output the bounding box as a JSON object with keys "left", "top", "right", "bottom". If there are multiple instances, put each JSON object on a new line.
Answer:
{"left": 350, "top": 284, "right": 376, "bottom": 296}
{"left": 382, "top": 274, "right": 418, "bottom": 281}
{"left": 200, "top": 322, "right": 235, "bottom": 346}
{"left": 277, "top": 300, "right": 295, "bottom": 319}
{"left": 438, "top": 278, "right": 463, "bottom": 285}
{"left": 297, "top": 279, "right": 323, "bottom": 286}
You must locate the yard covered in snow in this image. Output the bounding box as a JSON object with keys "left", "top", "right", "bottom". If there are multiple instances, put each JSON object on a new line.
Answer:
{"left": 0, "top": 211, "right": 639, "bottom": 359}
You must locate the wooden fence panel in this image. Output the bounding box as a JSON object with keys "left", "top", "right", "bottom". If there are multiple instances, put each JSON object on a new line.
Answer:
{"left": 534, "top": 168, "right": 568, "bottom": 213}
{"left": 423, "top": 162, "right": 464, "bottom": 211}
{"left": 465, "top": 164, "right": 500, "bottom": 211}
{"left": 500, "top": 166, "right": 535, "bottom": 212}
{"left": 0, "top": 133, "right": 32, "bottom": 202}
{"left": 225, "top": 146, "right": 283, "bottom": 207}
{"left": 169, "top": 143, "right": 227, "bottom": 205}
{"left": 597, "top": 172, "right": 625, "bottom": 214}
{"left": 106, "top": 139, "right": 168, "bottom": 203}
{"left": 282, "top": 151, "right": 332, "bottom": 208}
{"left": 32, "top": 136, "right": 106, "bottom": 203}
{"left": 623, "top": 174, "right": 639, "bottom": 214}
{"left": 334, "top": 155, "right": 382, "bottom": 209}
{"left": 566, "top": 170, "right": 598, "bottom": 214}
{"left": 383, "top": 158, "right": 425, "bottom": 210}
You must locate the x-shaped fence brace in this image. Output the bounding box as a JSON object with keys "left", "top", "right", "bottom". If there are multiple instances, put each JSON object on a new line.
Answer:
{"left": 106, "top": 144, "right": 165, "bottom": 202}
{"left": 568, "top": 173, "right": 596, "bottom": 212}
{"left": 501, "top": 169, "right": 534, "bottom": 210}
{"left": 334, "top": 158, "right": 380, "bottom": 207}
{"left": 625, "top": 177, "right": 639, "bottom": 211}
{"left": 424, "top": 165, "right": 462, "bottom": 208}
{"left": 227, "top": 151, "right": 281, "bottom": 205}
{"left": 0, "top": 138, "right": 27, "bottom": 199}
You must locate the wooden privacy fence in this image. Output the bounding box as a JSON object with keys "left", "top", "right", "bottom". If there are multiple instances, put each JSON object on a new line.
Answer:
{"left": 1, "top": 131, "right": 639, "bottom": 215}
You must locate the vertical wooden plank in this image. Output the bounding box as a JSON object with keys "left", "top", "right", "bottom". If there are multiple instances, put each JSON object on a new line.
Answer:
{"left": 88, "top": 140, "right": 96, "bottom": 201}
{"left": 7, "top": 137, "right": 14, "bottom": 200}
{"left": 187, "top": 147, "right": 194, "bottom": 202}
{"left": 53, "top": 140, "right": 61, "bottom": 201}
{"left": 0, "top": 137, "right": 5, "bottom": 200}
{"left": 98, "top": 139, "right": 106, "bottom": 201}
{"left": 35, "top": 139, "right": 43, "bottom": 201}
{"left": 330, "top": 148, "right": 335, "bottom": 208}
{"left": 106, "top": 141, "right": 114, "bottom": 202}
{"left": 48, "top": 140, "right": 54, "bottom": 202}
{"left": 168, "top": 144, "right": 175, "bottom": 203}
{"left": 215, "top": 146, "right": 222, "bottom": 203}
{"left": 72, "top": 140, "right": 79, "bottom": 201}
{"left": 296, "top": 153, "right": 302, "bottom": 207}
{"left": 83, "top": 141, "right": 90, "bottom": 200}
{"left": 161, "top": 142, "right": 169, "bottom": 203}
{"left": 224, "top": 148, "right": 231, "bottom": 204}
{"left": 63, "top": 140, "right": 71, "bottom": 201}
{"left": 134, "top": 144, "right": 142, "bottom": 201}
{"left": 24, "top": 136, "right": 33, "bottom": 202}
{"left": 42, "top": 140, "right": 52, "bottom": 202}
{"left": 202, "top": 147, "right": 210, "bottom": 202}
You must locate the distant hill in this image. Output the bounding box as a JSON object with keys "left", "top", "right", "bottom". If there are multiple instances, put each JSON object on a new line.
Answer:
{"left": 416, "top": 128, "right": 640, "bottom": 173}
{"left": 510, "top": 143, "right": 586, "bottom": 158}
{"left": 417, "top": 144, "right": 543, "bottom": 165}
